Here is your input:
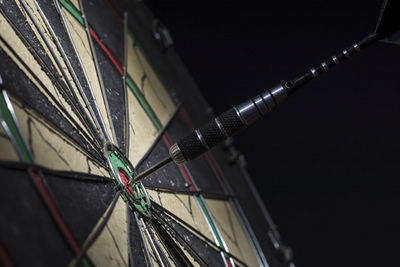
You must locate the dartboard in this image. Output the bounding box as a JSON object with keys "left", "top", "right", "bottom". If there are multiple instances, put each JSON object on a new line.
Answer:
{"left": 0, "top": 1, "right": 293, "bottom": 266}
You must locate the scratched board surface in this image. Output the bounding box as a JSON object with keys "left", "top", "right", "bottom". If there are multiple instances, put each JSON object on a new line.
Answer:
{"left": 0, "top": 1, "right": 288, "bottom": 266}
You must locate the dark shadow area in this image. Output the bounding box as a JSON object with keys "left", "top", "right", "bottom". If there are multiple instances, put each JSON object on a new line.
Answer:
{"left": 145, "top": 0, "right": 400, "bottom": 266}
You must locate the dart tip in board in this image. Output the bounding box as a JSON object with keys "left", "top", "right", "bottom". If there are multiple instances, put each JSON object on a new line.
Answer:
{"left": 104, "top": 142, "right": 151, "bottom": 219}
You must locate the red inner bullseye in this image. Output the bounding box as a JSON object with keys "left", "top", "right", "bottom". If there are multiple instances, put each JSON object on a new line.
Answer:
{"left": 118, "top": 169, "right": 135, "bottom": 197}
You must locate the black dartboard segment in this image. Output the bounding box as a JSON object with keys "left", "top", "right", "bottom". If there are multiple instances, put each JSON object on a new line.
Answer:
{"left": 40, "top": 170, "right": 116, "bottom": 245}
{"left": 0, "top": 165, "right": 74, "bottom": 267}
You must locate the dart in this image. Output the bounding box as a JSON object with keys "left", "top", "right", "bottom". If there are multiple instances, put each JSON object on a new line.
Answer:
{"left": 131, "top": 0, "right": 400, "bottom": 185}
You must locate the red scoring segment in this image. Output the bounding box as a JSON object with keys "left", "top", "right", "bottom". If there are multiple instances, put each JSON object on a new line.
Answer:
{"left": 118, "top": 169, "right": 136, "bottom": 198}
{"left": 89, "top": 27, "right": 124, "bottom": 75}
{"left": 29, "top": 167, "right": 81, "bottom": 255}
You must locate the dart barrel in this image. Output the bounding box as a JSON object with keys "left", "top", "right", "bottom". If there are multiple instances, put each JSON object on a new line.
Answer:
{"left": 170, "top": 84, "right": 287, "bottom": 164}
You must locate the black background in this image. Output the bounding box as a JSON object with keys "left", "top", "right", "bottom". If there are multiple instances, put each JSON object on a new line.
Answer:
{"left": 145, "top": 1, "right": 400, "bottom": 266}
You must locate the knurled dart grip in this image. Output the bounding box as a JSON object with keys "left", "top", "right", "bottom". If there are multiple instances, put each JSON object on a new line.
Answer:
{"left": 177, "top": 108, "right": 245, "bottom": 160}
{"left": 172, "top": 84, "right": 288, "bottom": 163}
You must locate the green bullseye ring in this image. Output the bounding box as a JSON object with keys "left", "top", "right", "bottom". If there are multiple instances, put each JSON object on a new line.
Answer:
{"left": 104, "top": 143, "right": 151, "bottom": 219}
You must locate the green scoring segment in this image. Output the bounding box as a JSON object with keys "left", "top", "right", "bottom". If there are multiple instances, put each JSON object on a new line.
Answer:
{"left": 104, "top": 143, "right": 151, "bottom": 219}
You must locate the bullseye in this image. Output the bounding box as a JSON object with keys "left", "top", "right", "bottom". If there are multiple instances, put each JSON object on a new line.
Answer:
{"left": 118, "top": 169, "right": 135, "bottom": 198}
{"left": 104, "top": 142, "right": 151, "bottom": 219}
